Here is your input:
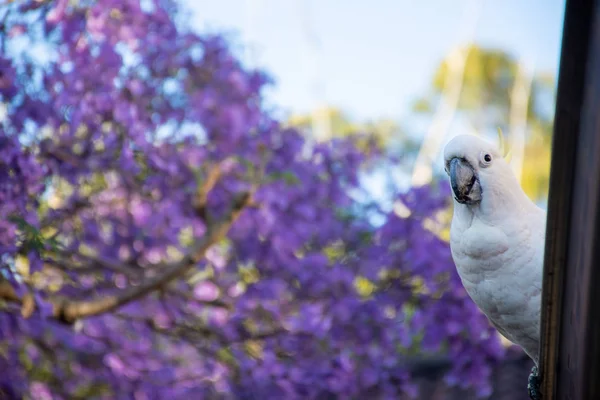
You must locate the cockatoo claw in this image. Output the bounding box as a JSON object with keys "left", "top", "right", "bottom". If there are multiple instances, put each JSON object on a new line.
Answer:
{"left": 528, "top": 365, "right": 542, "bottom": 400}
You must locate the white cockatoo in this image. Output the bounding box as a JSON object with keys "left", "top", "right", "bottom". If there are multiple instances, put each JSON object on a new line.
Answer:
{"left": 443, "top": 134, "right": 545, "bottom": 399}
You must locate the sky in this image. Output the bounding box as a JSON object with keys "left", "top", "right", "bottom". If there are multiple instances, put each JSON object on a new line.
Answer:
{"left": 184, "top": 0, "right": 565, "bottom": 206}
{"left": 185, "top": 0, "right": 566, "bottom": 123}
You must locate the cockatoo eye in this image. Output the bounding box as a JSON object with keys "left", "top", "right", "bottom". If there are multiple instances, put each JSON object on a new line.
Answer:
{"left": 479, "top": 152, "right": 492, "bottom": 167}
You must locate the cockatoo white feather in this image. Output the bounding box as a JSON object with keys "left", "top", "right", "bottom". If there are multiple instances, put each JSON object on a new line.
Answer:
{"left": 443, "top": 134, "right": 545, "bottom": 365}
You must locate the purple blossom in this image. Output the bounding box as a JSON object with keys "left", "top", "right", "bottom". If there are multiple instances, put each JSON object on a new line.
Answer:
{"left": 0, "top": 1, "right": 508, "bottom": 399}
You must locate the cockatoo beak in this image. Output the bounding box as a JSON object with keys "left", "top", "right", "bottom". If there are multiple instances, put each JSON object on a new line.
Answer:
{"left": 449, "top": 157, "right": 482, "bottom": 205}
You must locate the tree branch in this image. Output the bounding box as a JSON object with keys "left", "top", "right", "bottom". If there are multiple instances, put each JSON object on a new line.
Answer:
{"left": 52, "top": 192, "right": 252, "bottom": 323}
{"left": 45, "top": 251, "right": 141, "bottom": 279}
{"left": 410, "top": 0, "right": 484, "bottom": 187}
{"left": 0, "top": 191, "right": 253, "bottom": 324}
{"left": 167, "top": 287, "right": 232, "bottom": 310}
{"left": 192, "top": 160, "right": 228, "bottom": 220}
{"left": 0, "top": 281, "right": 20, "bottom": 303}
{"left": 508, "top": 58, "right": 535, "bottom": 184}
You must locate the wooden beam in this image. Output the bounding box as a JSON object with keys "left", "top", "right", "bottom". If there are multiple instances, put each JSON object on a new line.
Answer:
{"left": 539, "top": 0, "right": 600, "bottom": 398}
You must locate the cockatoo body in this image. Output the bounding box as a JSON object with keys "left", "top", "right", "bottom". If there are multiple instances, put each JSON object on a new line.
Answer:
{"left": 443, "top": 134, "right": 545, "bottom": 399}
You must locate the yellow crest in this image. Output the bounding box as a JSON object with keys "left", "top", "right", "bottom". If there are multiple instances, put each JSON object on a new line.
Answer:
{"left": 497, "top": 127, "right": 512, "bottom": 162}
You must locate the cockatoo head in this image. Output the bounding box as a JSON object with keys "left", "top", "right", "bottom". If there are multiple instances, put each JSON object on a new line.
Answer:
{"left": 443, "top": 134, "right": 518, "bottom": 208}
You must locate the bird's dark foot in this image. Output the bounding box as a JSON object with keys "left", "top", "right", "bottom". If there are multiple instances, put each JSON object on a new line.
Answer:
{"left": 528, "top": 365, "right": 542, "bottom": 400}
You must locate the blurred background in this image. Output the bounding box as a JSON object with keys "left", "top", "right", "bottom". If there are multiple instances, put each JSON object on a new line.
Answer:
{"left": 189, "top": 0, "right": 564, "bottom": 207}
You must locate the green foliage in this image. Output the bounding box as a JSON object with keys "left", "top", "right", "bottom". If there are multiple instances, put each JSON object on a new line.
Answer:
{"left": 417, "top": 45, "right": 556, "bottom": 202}
{"left": 287, "top": 106, "right": 418, "bottom": 152}
{"left": 267, "top": 170, "right": 301, "bottom": 186}
{"left": 433, "top": 46, "right": 517, "bottom": 112}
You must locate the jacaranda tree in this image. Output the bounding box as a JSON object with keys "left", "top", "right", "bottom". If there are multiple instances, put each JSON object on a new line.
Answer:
{"left": 0, "top": 0, "right": 506, "bottom": 398}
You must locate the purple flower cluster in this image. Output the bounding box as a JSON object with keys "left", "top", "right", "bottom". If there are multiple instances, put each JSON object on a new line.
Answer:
{"left": 0, "top": 1, "right": 506, "bottom": 398}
